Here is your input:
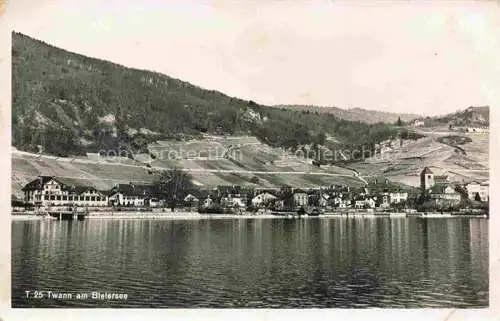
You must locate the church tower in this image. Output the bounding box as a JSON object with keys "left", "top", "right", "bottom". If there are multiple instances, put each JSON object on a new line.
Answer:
{"left": 420, "top": 167, "right": 435, "bottom": 191}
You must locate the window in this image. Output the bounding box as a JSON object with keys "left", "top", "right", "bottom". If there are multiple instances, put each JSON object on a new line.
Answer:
{"left": 56, "top": 196, "right": 61, "bottom": 200}
{"left": 96, "top": 197, "right": 100, "bottom": 201}
{"left": 85, "top": 196, "right": 90, "bottom": 201}
{"left": 44, "top": 195, "right": 49, "bottom": 200}
{"left": 50, "top": 195, "right": 55, "bottom": 200}
{"left": 62, "top": 196, "right": 67, "bottom": 201}
{"left": 91, "top": 196, "right": 96, "bottom": 201}
{"left": 80, "top": 196, "right": 84, "bottom": 201}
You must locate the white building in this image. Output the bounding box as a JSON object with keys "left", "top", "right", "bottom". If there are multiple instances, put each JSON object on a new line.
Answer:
{"left": 429, "top": 185, "right": 461, "bottom": 205}
{"left": 251, "top": 192, "right": 277, "bottom": 207}
{"left": 318, "top": 193, "right": 330, "bottom": 207}
{"left": 293, "top": 191, "right": 308, "bottom": 207}
{"left": 108, "top": 183, "right": 156, "bottom": 207}
{"left": 221, "top": 195, "right": 246, "bottom": 208}
{"left": 355, "top": 197, "right": 375, "bottom": 209}
{"left": 183, "top": 194, "right": 200, "bottom": 204}
{"left": 411, "top": 119, "right": 425, "bottom": 127}
{"left": 202, "top": 196, "right": 213, "bottom": 207}
{"left": 466, "top": 127, "right": 488, "bottom": 133}
{"left": 389, "top": 192, "right": 408, "bottom": 204}
{"left": 466, "top": 181, "right": 489, "bottom": 202}
{"left": 379, "top": 193, "right": 391, "bottom": 208}
{"left": 21, "top": 176, "right": 108, "bottom": 207}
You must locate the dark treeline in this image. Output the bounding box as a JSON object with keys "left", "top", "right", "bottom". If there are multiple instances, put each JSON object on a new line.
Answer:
{"left": 12, "top": 32, "right": 416, "bottom": 158}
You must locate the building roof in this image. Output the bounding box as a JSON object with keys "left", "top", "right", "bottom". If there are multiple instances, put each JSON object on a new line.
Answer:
{"left": 22, "top": 176, "right": 104, "bottom": 195}
{"left": 111, "top": 183, "right": 156, "bottom": 197}
{"left": 217, "top": 185, "right": 242, "bottom": 195}
{"left": 389, "top": 190, "right": 408, "bottom": 195}
{"left": 421, "top": 167, "right": 434, "bottom": 175}
{"left": 434, "top": 175, "right": 448, "bottom": 182}
{"left": 183, "top": 193, "right": 200, "bottom": 201}
{"left": 21, "top": 176, "right": 54, "bottom": 191}
{"left": 429, "top": 184, "right": 457, "bottom": 195}
{"left": 181, "top": 189, "right": 210, "bottom": 200}
{"left": 254, "top": 192, "right": 277, "bottom": 199}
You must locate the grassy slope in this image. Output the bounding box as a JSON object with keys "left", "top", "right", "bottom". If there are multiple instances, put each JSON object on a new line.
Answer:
{"left": 347, "top": 129, "right": 489, "bottom": 187}
{"left": 12, "top": 135, "right": 365, "bottom": 198}
{"left": 12, "top": 152, "right": 365, "bottom": 199}
{"left": 12, "top": 32, "right": 405, "bottom": 158}
{"left": 276, "top": 105, "right": 420, "bottom": 124}
{"left": 14, "top": 33, "right": 487, "bottom": 196}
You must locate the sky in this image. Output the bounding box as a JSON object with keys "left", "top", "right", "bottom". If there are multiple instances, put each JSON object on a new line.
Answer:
{"left": 3, "top": 0, "right": 500, "bottom": 116}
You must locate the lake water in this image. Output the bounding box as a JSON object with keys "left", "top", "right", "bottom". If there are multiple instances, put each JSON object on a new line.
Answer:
{"left": 11, "top": 217, "right": 488, "bottom": 308}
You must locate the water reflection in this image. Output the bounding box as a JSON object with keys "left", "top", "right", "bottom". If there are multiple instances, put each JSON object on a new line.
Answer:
{"left": 12, "top": 217, "right": 488, "bottom": 308}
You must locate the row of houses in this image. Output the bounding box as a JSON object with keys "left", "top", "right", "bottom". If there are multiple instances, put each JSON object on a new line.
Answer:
{"left": 20, "top": 171, "right": 488, "bottom": 210}
{"left": 21, "top": 176, "right": 161, "bottom": 208}
{"left": 420, "top": 167, "right": 489, "bottom": 205}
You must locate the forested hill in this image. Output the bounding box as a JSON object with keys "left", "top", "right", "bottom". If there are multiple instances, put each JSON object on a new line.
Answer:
{"left": 419, "top": 106, "right": 490, "bottom": 128}
{"left": 275, "top": 105, "right": 420, "bottom": 124}
{"left": 12, "top": 32, "right": 408, "bottom": 157}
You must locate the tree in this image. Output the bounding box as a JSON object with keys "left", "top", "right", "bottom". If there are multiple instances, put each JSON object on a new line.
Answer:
{"left": 280, "top": 185, "right": 294, "bottom": 210}
{"left": 315, "top": 131, "right": 326, "bottom": 146}
{"left": 474, "top": 192, "right": 482, "bottom": 202}
{"left": 246, "top": 188, "right": 255, "bottom": 207}
{"left": 309, "top": 193, "right": 320, "bottom": 206}
{"left": 396, "top": 116, "right": 404, "bottom": 126}
{"left": 153, "top": 168, "right": 194, "bottom": 212}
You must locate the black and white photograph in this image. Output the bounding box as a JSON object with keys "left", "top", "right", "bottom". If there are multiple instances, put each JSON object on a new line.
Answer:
{"left": 2, "top": 0, "right": 498, "bottom": 315}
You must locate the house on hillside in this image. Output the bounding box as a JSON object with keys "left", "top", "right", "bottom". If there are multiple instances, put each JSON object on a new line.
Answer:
{"left": 216, "top": 185, "right": 243, "bottom": 198}
{"left": 293, "top": 189, "right": 309, "bottom": 207}
{"left": 318, "top": 193, "right": 330, "bottom": 207}
{"left": 466, "top": 127, "right": 488, "bottom": 133}
{"left": 331, "top": 194, "right": 352, "bottom": 208}
{"left": 183, "top": 193, "right": 200, "bottom": 207}
{"left": 429, "top": 185, "right": 461, "bottom": 206}
{"left": 465, "top": 181, "right": 489, "bottom": 202}
{"left": 354, "top": 196, "right": 375, "bottom": 209}
{"left": 411, "top": 119, "right": 425, "bottom": 127}
{"left": 434, "top": 175, "right": 449, "bottom": 185}
{"left": 376, "top": 193, "right": 391, "bottom": 209}
{"left": 218, "top": 185, "right": 247, "bottom": 208}
{"left": 21, "top": 176, "right": 108, "bottom": 207}
{"left": 108, "top": 183, "right": 156, "bottom": 207}
{"left": 420, "top": 167, "right": 449, "bottom": 191}
{"left": 221, "top": 194, "right": 246, "bottom": 208}
{"left": 252, "top": 192, "right": 277, "bottom": 207}
{"left": 202, "top": 195, "right": 214, "bottom": 207}
{"left": 389, "top": 191, "right": 408, "bottom": 204}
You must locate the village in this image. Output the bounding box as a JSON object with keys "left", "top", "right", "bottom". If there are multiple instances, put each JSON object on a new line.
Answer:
{"left": 14, "top": 167, "right": 489, "bottom": 218}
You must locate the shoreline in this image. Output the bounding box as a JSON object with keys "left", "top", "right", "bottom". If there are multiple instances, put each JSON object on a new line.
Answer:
{"left": 10, "top": 211, "right": 488, "bottom": 220}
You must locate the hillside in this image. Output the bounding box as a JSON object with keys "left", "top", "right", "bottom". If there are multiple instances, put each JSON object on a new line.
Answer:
{"left": 346, "top": 128, "right": 489, "bottom": 187}
{"left": 12, "top": 32, "right": 408, "bottom": 157}
{"left": 415, "top": 106, "right": 489, "bottom": 128}
{"left": 276, "top": 105, "right": 420, "bottom": 124}
{"left": 11, "top": 138, "right": 367, "bottom": 199}
{"left": 16, "top": 32, "right": 484, "bottom": 196}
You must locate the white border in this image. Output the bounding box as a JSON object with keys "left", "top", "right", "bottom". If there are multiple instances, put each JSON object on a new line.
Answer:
{"left": 1, "top": 1, "right": 499, "bottom": 320}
